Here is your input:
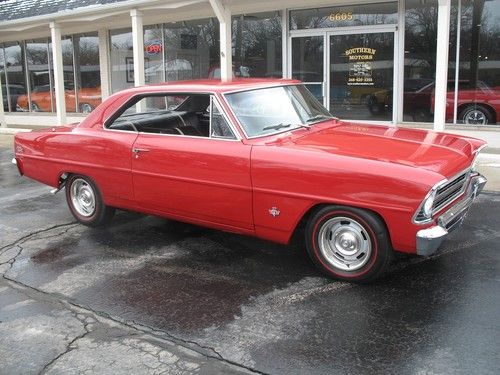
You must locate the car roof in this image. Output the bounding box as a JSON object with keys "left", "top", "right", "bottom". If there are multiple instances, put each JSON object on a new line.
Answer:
{"left": 117, "top": 78, "right": 302, "bottom": 95}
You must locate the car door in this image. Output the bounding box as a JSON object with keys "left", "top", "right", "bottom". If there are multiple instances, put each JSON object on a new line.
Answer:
{"left": 131, "top": 94, "right": 253, "bottom": 231}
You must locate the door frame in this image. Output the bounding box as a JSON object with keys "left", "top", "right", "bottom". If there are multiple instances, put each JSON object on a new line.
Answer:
{"left": 288, "top": 24, "right": 398, "bottom": 124}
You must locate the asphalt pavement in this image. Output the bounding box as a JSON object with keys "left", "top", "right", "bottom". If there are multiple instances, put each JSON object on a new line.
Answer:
{"left": 0, "top": 134, "right": 499, "bottom": 374}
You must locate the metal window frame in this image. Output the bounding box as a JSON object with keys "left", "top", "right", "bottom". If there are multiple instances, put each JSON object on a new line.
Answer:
{"left": 287, "top": 22, "right": 398, "bottom": 123}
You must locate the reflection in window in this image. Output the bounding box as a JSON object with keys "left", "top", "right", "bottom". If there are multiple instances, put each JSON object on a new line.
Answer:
{"left": 404, "top": 0, "right": 500, "bottom": 125}
{"left": 232, "top": 12, "right": 282, "bottom": 78}
{"left": 456, "top": 0, "right": 500, "bottom": 125}
{"left": 110, "top": 28, "right": 134, "bottom": 93}
{"left": 74, "top": 33, "right": 101, "bottom": 113}
{"left": 142, "top": 19, "right": 219, "bottom": 84}
{"left": 144, "top": 25, "right": 164, "bottom": 84}
{"left": 23, "top": 39, "right": 53, "bottom": 112}
{"left": 1, "top": 34, "right": 101, "bottom": 115}
{"left": 62, "top": 36, "right": 76, "bottom": 112}
{"left": 291, "top": 36, "right": 324, "bottom": 103}
{"left": 165, "top": 19, "right": 219, "bottom": 81}
{"left": 211, "top": 99, "right": 235, "bottom": 139}
{"left": 1, "top": 43, "right": 28, "bottom": 112}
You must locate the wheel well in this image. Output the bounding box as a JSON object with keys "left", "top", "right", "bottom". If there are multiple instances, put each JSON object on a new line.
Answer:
{"left": 458, "top": 103, "right": 496, "bottom": 123}
{"left": 289, "top": 203, "right": 392, "bottom": 247}
{"left": 57, "top": 172, "right": 70, "bottom": 187}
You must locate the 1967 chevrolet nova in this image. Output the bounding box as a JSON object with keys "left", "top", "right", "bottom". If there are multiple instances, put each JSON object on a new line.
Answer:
{"left": 12, "top": 79, "right": 487, "bottom": 282}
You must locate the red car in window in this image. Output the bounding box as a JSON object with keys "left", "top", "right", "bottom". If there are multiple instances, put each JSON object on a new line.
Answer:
{"left": 431, "top": 80, "right": 500, "bottom": 125}
{"left": 13, "top": 79, "right": 487, "bottom": 282}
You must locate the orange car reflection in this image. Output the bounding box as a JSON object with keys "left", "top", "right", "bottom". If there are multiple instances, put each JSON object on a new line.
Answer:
{"left": 17, "top": 87, "right": 102, "bottom": 113}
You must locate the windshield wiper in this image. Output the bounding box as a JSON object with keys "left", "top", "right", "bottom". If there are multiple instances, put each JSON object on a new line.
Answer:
{"left": 306, "top": 114, "right": 333, "bottom": 123}
{"left": 262, "top": 123, "right": 292, "bottom": 131}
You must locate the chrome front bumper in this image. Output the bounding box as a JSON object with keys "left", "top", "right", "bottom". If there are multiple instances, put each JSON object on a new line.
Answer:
{"left": 416, "top": 173, "right": 487, "bottom": 256}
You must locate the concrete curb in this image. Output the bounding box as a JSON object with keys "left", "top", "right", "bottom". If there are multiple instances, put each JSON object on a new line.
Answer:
{"left": 0, "top": 128, "right": 32, "bottom": 134}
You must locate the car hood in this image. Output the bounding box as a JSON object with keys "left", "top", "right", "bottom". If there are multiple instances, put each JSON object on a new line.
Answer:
{"left": 268, "top": 121, "right": 486, "bottom": 178}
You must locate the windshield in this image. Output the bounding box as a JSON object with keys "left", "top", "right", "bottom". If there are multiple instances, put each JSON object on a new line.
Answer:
{"left": 225, "top": 85, "right": 333, "bottom": 138}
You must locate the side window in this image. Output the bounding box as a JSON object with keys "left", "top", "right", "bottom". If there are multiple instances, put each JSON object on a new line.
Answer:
{"left": 210, "top": 98, "right": 236, "bottom": 140}
{"left": 107, "top": 94, "right": 211, "bottom": 137}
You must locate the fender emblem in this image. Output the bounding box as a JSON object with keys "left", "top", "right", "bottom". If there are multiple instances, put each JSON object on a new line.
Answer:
{"left": 269, "top": 207, "right": 280, "bottom": 217}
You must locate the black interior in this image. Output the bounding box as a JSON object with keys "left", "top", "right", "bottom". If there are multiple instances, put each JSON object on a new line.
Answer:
{"left": 108, "top": 95, "right": 211, "bottom": 137}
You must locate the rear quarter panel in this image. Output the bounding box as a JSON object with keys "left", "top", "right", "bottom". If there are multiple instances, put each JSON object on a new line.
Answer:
{"left": 14, "top": 126, "right": 137, "bottom": 203}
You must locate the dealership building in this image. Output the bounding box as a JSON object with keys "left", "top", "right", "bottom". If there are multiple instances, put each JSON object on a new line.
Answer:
{"left": 0, "top": 0, "right": 498, "bottom": 130}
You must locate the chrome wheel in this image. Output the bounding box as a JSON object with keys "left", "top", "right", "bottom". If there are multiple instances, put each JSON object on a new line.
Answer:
{"left": 70, "top": 178, "right": 96, "bottom": 217}
{"left": 464, "top": 108, "right": 487, "bottom": 125}
{"left": 80, "top": 103, "right": 93, "bottom": 114}
{"left": 317, "top": 216, "right": 372, "bottom": 271}
{"left": 31, "top": 102, "right": 40, "bottom": 112}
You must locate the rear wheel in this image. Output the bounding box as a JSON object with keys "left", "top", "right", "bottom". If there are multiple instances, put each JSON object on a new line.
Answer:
{"left": 80, "top": 103, "right": 94, "bottom": 114}
{"left": 305, "top": 205, "right": 392, "bottom": 283}
{"left": 460, "top": 105, "right": 494, "bottom": 125}
{"left": 65, "top": 175, "right": 115, "bottom": 227}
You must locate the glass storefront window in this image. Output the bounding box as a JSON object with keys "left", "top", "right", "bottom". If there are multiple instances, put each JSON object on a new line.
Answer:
{"left": 290, "top": 2, "right": 398, "bottom": 30}
{"left": 74, "top": 33, "right": 101, "bottom": 113}
{"left": 61, "top": 36, "right": 76, "bottom": 112}
{"left": 142, "top": 19, "right": 219, "bottom": 83}
{"left": 110, "top": 28, "right": 134, "bottom": 93}
{"left": 291, "top": 36, "right": 324, "bottom": 102}
{"left": 404, "top": 0, "right": 499, "bottom": 125}
{"left": 403, "top": 0, "right": 440, "bottom": 122}
{"left": 164, "top": 18, "right": 219, "bottom": 81}
{"left": 2, "top": 42, "right": 27, "bottom": 112}
{"left": 455, "top": 0, "right": 500, "bottom": 125}
{"left": 232, "top": 11, "right": 282, "bottom": 78}
{"left": 330, "top": 32, "right": 394, "bottom": 121}
{"left": 144, "top": 25, "right": 165, "bottom": 84}
{"left": 24, "top": 39, "right": 53, "bottom": 112}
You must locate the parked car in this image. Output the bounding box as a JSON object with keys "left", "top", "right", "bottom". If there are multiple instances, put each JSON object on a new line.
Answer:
{"left": 370, "top": 79, "right": 500, "bottom": 125}
{"left": 367, "top": 78, "right": 435, "bottom": 121}
{"left": 16, "top": 86, "right": 101, "bottom": 113}
{"left": 13, "top": 79, "right": 487, "bottom": 282}
{"left": 435, "top": 81, "right": 500, "bottom": 125}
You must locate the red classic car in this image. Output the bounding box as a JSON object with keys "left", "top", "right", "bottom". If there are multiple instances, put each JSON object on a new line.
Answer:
{"left": 430, "top": 80, "right": 500, "bottom": 125}
{"left": 12, "top": 79, "right": 487, "bottom": 282}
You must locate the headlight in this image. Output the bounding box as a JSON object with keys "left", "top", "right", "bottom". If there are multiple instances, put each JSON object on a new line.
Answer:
{"left": 422, "top": 189, "right": 437, "bottom": 218}
{"left": 413, "top": 188, "right": 438, "bottom": 224}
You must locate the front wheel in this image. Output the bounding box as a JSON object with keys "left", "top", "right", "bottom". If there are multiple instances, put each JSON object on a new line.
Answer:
{"left": 65, "top": 174, "right": 115, "bottom": 227}
{"left": 305, "top": 205, "right": 392, "bottom": 283}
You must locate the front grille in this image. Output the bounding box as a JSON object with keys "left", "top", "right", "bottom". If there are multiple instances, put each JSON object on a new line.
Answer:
{"left": 432, "top": 171, "right": 469, "bottom": 213}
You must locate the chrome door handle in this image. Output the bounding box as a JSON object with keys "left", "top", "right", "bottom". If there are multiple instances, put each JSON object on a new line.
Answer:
{"left": 132, "top": 148, "right": 150, "bottom": 154}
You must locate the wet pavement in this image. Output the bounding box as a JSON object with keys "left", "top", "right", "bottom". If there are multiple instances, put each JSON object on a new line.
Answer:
{"left": 1, "top": 134, "right": 499, "bottom": 374}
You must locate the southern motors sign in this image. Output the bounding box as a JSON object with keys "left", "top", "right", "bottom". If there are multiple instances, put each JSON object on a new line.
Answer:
{"left": 345, "top": 47, "right": 376, "bottom": 86}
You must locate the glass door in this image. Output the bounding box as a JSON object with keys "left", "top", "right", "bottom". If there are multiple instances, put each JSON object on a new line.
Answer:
{"left": 328, "top": 31, "right": 395, "bottom": 121}
{"left": 290, "top": 35, "right": 325, "bottom": 105}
